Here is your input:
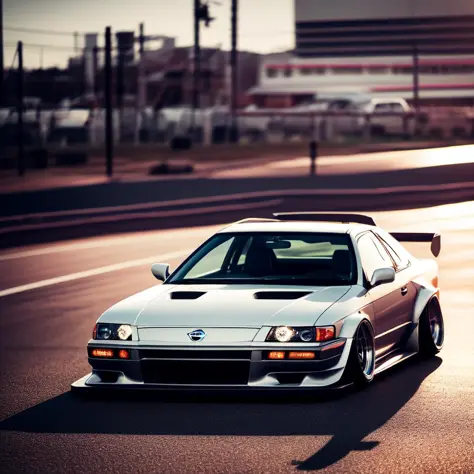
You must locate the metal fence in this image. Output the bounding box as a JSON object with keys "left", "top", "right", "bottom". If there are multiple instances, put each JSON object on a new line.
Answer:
{"left": 1, "top": 39, "right": 473, "bottom": 176}
{"left": 1, "top": 104, "right": 473, "bottom": 147}
{"left": 141, "top": 106, "right": 474, "bottom": 145}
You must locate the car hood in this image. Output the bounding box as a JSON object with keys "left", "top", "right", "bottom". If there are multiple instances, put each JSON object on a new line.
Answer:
{"left": 100, "top": 284, "right": 352, "bottom": 328}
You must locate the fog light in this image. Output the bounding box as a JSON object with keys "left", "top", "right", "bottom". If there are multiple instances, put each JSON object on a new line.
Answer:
{"left": 288, "top": 351, "right": 315, "bottom": 360}
{"left": 91, "top": 348, "right": 114, "bottom": 358}
{"left": 268, "top": 351, "right": 285, "bottom": 360}
{"left": 118, "top": 349, "right": 130, "bottom": 359}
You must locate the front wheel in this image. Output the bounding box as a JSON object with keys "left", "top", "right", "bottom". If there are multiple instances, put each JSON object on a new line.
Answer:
{"left": 419, "top": 298, "right": 444, "bottom": 357}
{"left": 342, "top": 320, "right": 375, "bottom": 388}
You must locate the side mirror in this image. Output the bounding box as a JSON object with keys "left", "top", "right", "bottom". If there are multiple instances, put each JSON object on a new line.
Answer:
{"left": 370, "top": 267, "right": 395, "bottom": 287}
{"left": 431, "top": 233, "right": 441, "bottom": 258}
{"left": 151, "top": 263, "right": 170, "bottom": 282}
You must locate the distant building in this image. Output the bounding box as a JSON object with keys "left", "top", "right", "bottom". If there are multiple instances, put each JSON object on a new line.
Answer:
{"left": 247, "top": 0, "right": 474, "bottom": 107}
{"left": 145, "top": 45, "right": 260, "bottom": 109}
{"left": 83, "top": 36, "right": 261, "bottom": 109}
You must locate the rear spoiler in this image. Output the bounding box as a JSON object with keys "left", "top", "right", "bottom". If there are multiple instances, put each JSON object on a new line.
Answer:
{"left": 390, "top": 232, "right": 441, "bottom": 258}
{"left": 273, "top": 212, "right": 376, "bottom": 226}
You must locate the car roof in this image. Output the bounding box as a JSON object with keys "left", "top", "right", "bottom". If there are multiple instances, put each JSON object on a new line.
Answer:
{"left": 220, "top": 221, "right": 374, "bottom": 235}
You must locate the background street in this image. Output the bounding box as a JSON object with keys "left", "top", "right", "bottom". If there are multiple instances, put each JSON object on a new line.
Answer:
{"left": 1, "top": 200, "right": 473, "bottom": 473}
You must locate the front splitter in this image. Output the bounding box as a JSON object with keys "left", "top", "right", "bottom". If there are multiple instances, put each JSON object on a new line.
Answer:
{"left": 71, "top": 373, "right": 352, "bottom": 396}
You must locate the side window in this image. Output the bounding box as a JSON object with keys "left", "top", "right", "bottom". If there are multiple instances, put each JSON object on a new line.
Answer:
{"left": 374, "top": 103, "right": 390, "bottom": 113}
{"left": 390, "top": 103, "right": 405, "bottom": 113}
{"left": 357, "top": 233, "right": 394, "bottom": 280}
{"left": 266, "top": 68, "right": 277, "bottom": 78}
{"left": 375, "top": 231, "right": 411, "bottom": 271}
{"left": 380, "top": 239, "right": 402, "bottom": 267}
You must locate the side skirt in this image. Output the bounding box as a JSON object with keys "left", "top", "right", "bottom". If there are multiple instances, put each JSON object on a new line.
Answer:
{"left": 374, "top": 351, "right": 418, "bottom": 375}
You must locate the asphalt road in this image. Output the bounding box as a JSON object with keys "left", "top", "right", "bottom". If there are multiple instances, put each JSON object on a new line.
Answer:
{"left": 0, "top": 201, "right": 473, "bottom": 473}
{"left": 2, "top": 145, "right": 474, "bottom": 220}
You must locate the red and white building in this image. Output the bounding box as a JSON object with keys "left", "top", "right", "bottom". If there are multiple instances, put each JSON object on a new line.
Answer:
{"left": 248, "top": 0, "right": 474, "bottom": 107}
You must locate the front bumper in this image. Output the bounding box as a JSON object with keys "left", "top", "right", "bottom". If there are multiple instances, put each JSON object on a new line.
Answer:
{"left": 72, "top": 338, "right": 352, "bottom": 392}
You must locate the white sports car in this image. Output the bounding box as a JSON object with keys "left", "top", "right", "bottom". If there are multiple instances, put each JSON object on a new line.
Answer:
{"left": 72, "top": 213, "right": 444, "bottom": 393}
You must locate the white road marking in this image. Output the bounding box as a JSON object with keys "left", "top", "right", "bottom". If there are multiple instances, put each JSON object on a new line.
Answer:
{"left": 0, "top": 250, "right": 191, "bottom": 298}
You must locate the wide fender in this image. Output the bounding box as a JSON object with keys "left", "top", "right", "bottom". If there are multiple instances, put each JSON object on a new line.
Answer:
{"left": 412, "top": 280, "right": 439, "bottom": 324}
{"left": 337, "top": 306, "right": 375, "bottom": 339}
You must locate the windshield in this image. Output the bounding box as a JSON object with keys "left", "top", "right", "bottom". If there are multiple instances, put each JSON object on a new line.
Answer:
{"left": 168, "top": 232, "right": 357, "bottom": 286}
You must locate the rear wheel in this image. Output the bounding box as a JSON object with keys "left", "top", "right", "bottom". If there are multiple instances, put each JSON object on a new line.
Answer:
{"left": 342, "top": 320, "right": 375, "bottom": 387}
{"left": 419, "top": 298, "right": 444, "bottom": 357}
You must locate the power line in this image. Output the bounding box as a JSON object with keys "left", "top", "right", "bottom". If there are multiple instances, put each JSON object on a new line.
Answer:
{"left": 4, "top": 26, "right": 84, "bottom": 37}
{"left": 5, "top": 41, "right": 78, "bottom": 52}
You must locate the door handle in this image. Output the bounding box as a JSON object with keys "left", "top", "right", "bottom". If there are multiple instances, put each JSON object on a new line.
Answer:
{"left": 401, "top": 287, "right": 408, "bottom": 296}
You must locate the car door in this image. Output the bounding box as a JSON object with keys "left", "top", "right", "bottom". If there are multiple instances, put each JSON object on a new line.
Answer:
{"left": 357, "top": 232, "right": 415, "bottom": 358}
{"left": 372, "top": 102, "right": 390, "bottom": 133}
{"left": 373, "top": 230, "right": 417, "bottom": 336}
{"left": 389, "top": 102, "right": 408, "bottom": 135}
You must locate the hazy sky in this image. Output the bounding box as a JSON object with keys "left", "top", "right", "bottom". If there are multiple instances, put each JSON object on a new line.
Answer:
{"left": 3, "top": 0, "right": 295, "bottom": 68}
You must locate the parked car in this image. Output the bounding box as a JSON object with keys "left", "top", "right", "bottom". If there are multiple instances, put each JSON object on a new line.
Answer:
{"left": 353, "top": 98, "right": 415, "bottom": 137}
{"left": 266, "top": 99, "right": 361, "bottom": 140}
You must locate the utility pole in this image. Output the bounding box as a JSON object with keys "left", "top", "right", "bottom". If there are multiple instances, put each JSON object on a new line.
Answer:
{"left": 192, "top": 0, "right": 201, "bottom": 140}
{"left": 74, "top": 31, "right": 79, "bottom": 53}
{"left": 412, "top": 42, "right": 419, "bottom": 136}
{"left": 0, "top": 0, "right": 4, "bottom": 106}
{"left": 230, "top": 0, "right": 238, "bottom": 142}
{"left": 138, "top": 23, "right": 145, "bottom": 57}
{"left": 116, "top": 46, "right": 124, "bottom": 143}
{"left": 17, "top": 41, "right": 24, "bottom": 176}
{"left": 92, "top": 46, "right": 99, "bottom": 98}
{"left": 104, "top": 27, "right": 113, "bottom": 177}
{"left": 136, "top": 23, "right": 145, "bottom": 145}
{"left": 192, "top": 1, "right": 214, "bottom": 141}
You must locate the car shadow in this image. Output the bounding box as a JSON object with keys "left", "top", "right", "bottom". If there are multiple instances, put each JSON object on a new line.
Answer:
{"left": 0, "top": 356, "right": 441, "bottom": 471}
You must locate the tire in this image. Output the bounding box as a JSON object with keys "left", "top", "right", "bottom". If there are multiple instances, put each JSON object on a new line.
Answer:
{"left": 342, "top": 320, "right": 375, "bottom": 388}
{"left": 418, "top": 298, "right": 444, "bottom": 357}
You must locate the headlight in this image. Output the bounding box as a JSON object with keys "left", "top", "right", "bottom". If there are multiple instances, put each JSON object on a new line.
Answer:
{"left": 93, "top": 323, "right": 133, "bottom": 341}
{"left": 117, "top": 324, "right": 133, "bottom": 341}
{"left": 266, "top": 326, "right": 335, "bottom": 343}
{"left": 274, "top": 326, "right": 295, "bottom": 342}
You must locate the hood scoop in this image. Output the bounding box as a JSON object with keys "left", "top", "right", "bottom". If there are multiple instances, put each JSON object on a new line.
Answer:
{"left": 253, "top": 291, "right": 313, "bottom": 300}
{"left": 169, "top": 291, "right": 206, "bottom": 300}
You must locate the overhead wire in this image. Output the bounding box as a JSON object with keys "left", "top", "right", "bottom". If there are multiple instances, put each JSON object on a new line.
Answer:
{"left": 4, "top": 41, "right": 77, "bottom": 52}
{"left": 4, "top": 26, "right": 85, "bottom": 37}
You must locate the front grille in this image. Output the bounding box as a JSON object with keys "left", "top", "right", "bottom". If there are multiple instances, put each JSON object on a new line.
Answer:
{"left": 141, "top": 360, "right": 250, "bottom": 385}
{"left": 139, "top": 349, "right": 252, "bottom": 360}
